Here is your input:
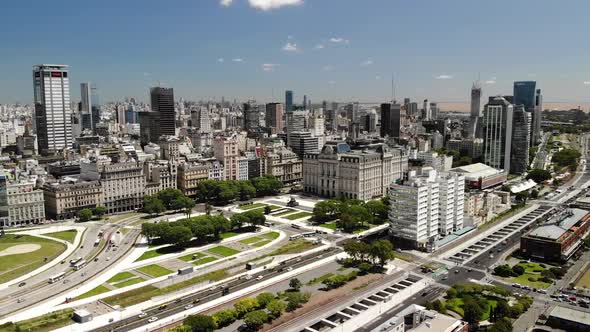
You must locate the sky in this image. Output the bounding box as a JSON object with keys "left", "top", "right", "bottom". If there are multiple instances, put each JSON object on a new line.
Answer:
{"left": 1, "top": 0, "right": 590, "bottom": 109}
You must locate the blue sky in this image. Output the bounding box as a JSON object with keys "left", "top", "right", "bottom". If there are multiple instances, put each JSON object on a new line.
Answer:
{"left": 1, "top": 0, "right": 590, "bottom": 107}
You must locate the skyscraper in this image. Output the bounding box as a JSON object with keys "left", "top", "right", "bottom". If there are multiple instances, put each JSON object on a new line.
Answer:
{"left": 380, "top": 103, "right": 401, "bottom": 138}
{"left": 510, "top": 105, "right": 531, "bottom": 174}
{"left": 80, "top": 82, "right": 101, "bottom": 132}
{"left": 150, "top": 87, "right": 175, "bottom": 136}
{"left": 533, "top": 89, "right": 543, "bottom": 145}
{"left": 243, "top": 102, "right": 260, "bottom": 132}
{"left": 482, "top": 96, "right": 513, "bottom": 172}
{"left": 285, "top": 90, "right": 293, "bottom": 113}
{"left": 513, "top": 81, "right": 538, "bottom": 146}
{"left": 33, "top": 64, "right": 73, "bottom": 154}
{"left": 265, "top": 102, "right": 283, "bottom": 134}
{"left": 303, "top": 95, "right": 307, "bottom": 110}
{"left": 287, "top": 111, "right": 306, "bottom": 146}
{"left": 423, "top": 99, "right": 431, "bottom": 120}
{"left": 468, "top": 82, "right": 482, "bottom": 138}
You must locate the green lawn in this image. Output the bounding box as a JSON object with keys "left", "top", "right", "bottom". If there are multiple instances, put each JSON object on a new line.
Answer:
{"left": 44, "top": 230, "right": 77, "bottom": 244}
{"left": 262, "top": 232, "right": 280, "bottom": 239}
{"left": 238, "top": 203, "right": 267, "bottom": 210}
{"left": 0, "top": 308, "right": 75, "bottom": 332}
{"left": 306, "top": 273, "right": 334, "bottom": 285}
{"left": 320, "top": 222, "right": 338, "bottom": 230}
{"left": 193, "top": 256, "right": 218, "bottom": 265}
{"left": 220, "top": 232, "right": 240, "bottom": 239}
{"left": 445, "top": 297, "right": 497, "bottom": 321}
{"left": 113, "top": 277, "right": 145, "bottom": 288}
{"left": 104, "top": 269, "right": 229, "bottom": 307}
{"left": 269, "top": 239, "right": 318, "bottom": 256}
{"left": 505, "top": 262, "right": 553, "bottom": 289}
{"left": 136, "top": 264, "right": 173, "bottom": 278}
{"left": 179, "top": 252, "right": 206, "bottom": 262}
{"left": 252, "top": 240, "right": 272, "bottom": 247}
{"left": 75, "top": 285, "right": 111, "bottom": 300}
{"left": 135, "top": 245, "right": 183, "bottom": 262}
{"left": 208, "top": 246, "right": 241, "bottom": 257}
{"left": 272, "top": 209, "right": 295, "bottom": 216}
{"left": 107, "top": 272, "right": 136, "bottom": 283}
{"left": 0, "top": 234, "right": 67, "bottom": 284}
{"left": 283, "top": 212, "right": 313, "bottom": 220}
{"left": 240, "top": 236, "right": 264, "bottom": 245}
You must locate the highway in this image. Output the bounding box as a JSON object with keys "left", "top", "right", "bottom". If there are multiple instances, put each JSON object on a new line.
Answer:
{"left": 90, "top": 247, "right": 341, "bottom": 332}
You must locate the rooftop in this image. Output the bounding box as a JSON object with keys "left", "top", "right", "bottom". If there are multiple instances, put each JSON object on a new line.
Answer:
{"left": 549, "top": 306, "right": 590, "bottom": 326}
{"left": 526, "top": 208, "right": 589, "bottom": 241}
{"left": 450, "top": 163, "right": 502, "bottom": 179}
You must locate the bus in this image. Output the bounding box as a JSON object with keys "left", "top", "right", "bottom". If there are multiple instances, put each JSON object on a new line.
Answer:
{"left": 289, "top": 234, "right": 303, "bottom": 241}
{"left": 98, "top": 230, "right": 104, "bottom": 237}
{"left": 48, "top": 272, "right": 66, "bottom": 284}
{"left": 291, "top": 224, "right": 301, "bottom": 230}
{"left": 73, "top": 259, "right": 87, "bottom": 271}
{"left": 69, "top": 257, "right": 83, "bottom": 266}
{"left": 301, "top": 232, "right": 316, "bottom": 238}
{"left": 94, "top": 239, "right": 100, "bottom": 247}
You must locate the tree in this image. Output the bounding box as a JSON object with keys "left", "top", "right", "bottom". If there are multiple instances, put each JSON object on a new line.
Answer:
{"left": 530, "top": 189, "right": 539, "bottom": 199}
{"left": 234, "top": 298, "right": 259, "bottom": 317}
{"left": 266, "top": 300, "right": 286, "bottom": 319}
{"left": 552, "top": 148, "right": 581, "bottom": 168}
{"left": 238, "top": 181, "right": 257, "bottom": 201}
{"left": 285, "top": 291, "right": 310, "bottom": 312}
{"left": 492, "top": 300, "right": 511, "bottom": 322}
{"left": 512, "top": 265, "right": 525, "bottom": 276}
{"left": 289, "top": 278, "right": 302, "bottom": 291}
{"left": 143, "top": 196, "right": 166, "bottom": 216}
{"left": 264, "top": 206, "right": 272, "bottom": 215}
{"left": 92, "top": 206, "right": 107, "bottom": 217}
{"left": 515, "top": 191, "right": 530, "bottom": 204}
{"left": 210, "top": 215, "right": 232, "bottom": 239}
{"left": 172, "top": 196, "right": 196, "bottom": 218}
{"left": 312, "top": 200, "right": 340, "bottom": 223}
{"left": 338, "top": 213, "right": 360, "bottom": 233}
{"left": 455, "top": 156, "right": 473, "bottom": 167}
{"left": 78, "top": 208, "right": 93, "bottom": 222}
{"left": 369, "top": 240, "right": 395, "bottom": 266}
{"left": 364, "top": 200, "right": 388, "bottom": 224}
{"left": 493, "top": 265, "right": 514, "bottom": 277}
{"left": 463, "top": 299, "right": 484, "bottom": 324}
{"left": 157, "top": 188, "right": 184, "bottom": 210}
{"left": 212, "top": 309, "right": 237, "bottom": 328}
{"left": 357, "top": 262, "right": 372, "bottom": 275}
{"left": 250, "top": 175, "right": 283, "bottom": 197}
{"left": 163, "top": 226, "right": 192, "bottom": 246}
{"left": 526, "top": 169, "right": 552, "bottom": 183}
{"left": 230, "top": 213, "right": 249, "bottom": 229}
{"left": 185, "top": 314, "right": 217, "bottom": 332}
{"left": 488, "top": 317, "right": 513, "bottom": 332}
{"left": 243, "top": 310, "right": 268, "bottom": 331}
{"left": 256, "top": 292, "right": 275, "bottom": 308}
{"left": 242, "top": 210, "right": 266, "bottom": 227}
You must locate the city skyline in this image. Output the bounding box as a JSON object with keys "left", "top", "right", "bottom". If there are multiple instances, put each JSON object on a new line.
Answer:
{"left": 1, "top": 0, "right": 590, "bottom": 106}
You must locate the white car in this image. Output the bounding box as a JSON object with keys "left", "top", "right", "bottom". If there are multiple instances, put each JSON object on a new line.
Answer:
{"left": 138, "top": 312, "right": 148, "bottom": 318}
{"left": 148, "top": 317, "right": 158, "bottom": 323}
{"left": 256, "top": 275, "right": 264, "bottom": 280}
{"left": 184, "top": 304, "right": 194, "bottom": 310}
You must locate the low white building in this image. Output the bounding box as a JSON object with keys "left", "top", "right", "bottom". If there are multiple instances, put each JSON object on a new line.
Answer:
{"left": 0, "top": 179, "right": 45, "bottom": 227}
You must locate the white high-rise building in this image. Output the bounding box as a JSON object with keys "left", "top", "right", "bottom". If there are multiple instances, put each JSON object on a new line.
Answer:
{"left": 389, "top": 169, "right": 465, "bottom": 251}
{"left": 33, "top": 64, "right": 73, "bottom": 154}
{"left": 436, "top": 172, "right": 465, "bottom": 235}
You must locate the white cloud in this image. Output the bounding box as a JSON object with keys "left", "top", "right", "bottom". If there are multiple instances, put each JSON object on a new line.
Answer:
{"left": 220, "top": 0, "right": 233, "bottom": 6}
{"left": 262, "top": 63, "right": 279, "bottom": 71}
{"left": 282, "top": 42, "right": 298, "bottom": 52}
{"left": 217, "top": 58, "right": 225, "bottom": 63}
{"left": 360, "top": 59, "right": 373, "bottom": 66}
{"left": 248, "top": 0, "right": 303, "bottom": 11}
{"left": 584, "top": 81, "right": 590, "bottom": 85}
{"left": 232, "top": 58, "right": 244, "bottom": 62}
{"left": 329, "top": 37, "right": 350, "bottom": 44}
{"left": 434, "top": 74, "right": 453, "bottom": 80}
{"left": 314, "top": 44, "right": 325, "bottom": 49}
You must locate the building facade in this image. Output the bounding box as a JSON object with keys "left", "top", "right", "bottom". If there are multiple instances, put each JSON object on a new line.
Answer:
{"left": 178, "top": 163, "right": 209, "bottom": 198}
{"left": 43, "top": 180, "right": 103, "bottom": 220}
{"left": 265, "top": 102, "right": 283, "bottom": 134}
{"left": 380, "top": 103, "right": 401, "bottom": 138}
{"left": 510, "top": 105, "right": 531, "bottom": 174}
{"left": 1, "top": 181, "right": 46, "bottom": 227}
{"left": 33, "top": 64, "right": 73, "bottom": 154}
{"left": 262, "top": 146, "right": 303, "bottom": 185}
{"left": 150, "top": 87, "right": 175, "bottom": 136}
{"left": 482, "top": 96, "right": 513, "bottom": 172}
{"left": 303, "top": 141, "right": 407, "bottom": 200}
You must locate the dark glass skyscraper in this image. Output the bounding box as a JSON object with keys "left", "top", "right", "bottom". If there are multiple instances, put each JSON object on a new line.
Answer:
{"left": 285, "top": 90, "right": 293, "bottom": 113}
{"left": 513, "top": 81, "right": 536, "bottom": 110}
{"left": 380, "top": 103, "right": 401, "bottom": 138}
{"left": 150, "top": 87, "right": 175, "bottom": 136}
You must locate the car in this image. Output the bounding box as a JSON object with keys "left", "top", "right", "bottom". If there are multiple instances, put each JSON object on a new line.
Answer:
{"left": 61, "top": 260, "right": 66, "bottom": 264}
{"left": 94, "top": 258, "right": 99, "bottom": 262}
{"left": 192, "top": 299, "right": 201, "bottom": 304}
{"left": 106, "top": 257, "right": 111, "bottom": 261}
{"left": 175, "top": 298, "right": 182, "bottom": 303}
{"left": 441, "top": 276, "right": 448, "bottom": 280}
{"left": 286, "top": 267, "right": 293, "bottom": 272}
{"left": 454, "top": 270, "right": 459, "bottom": 274}
{"left": 158, "top": 304, "right": 167, "bottom": 310}
{"left": 209, "top": 286, "right": 218, "bottom": 291}
{"left": 184, "top": 304, "right": 194, "bottom": 310}
{"left": 18, "top": 282, "right": 26, "bottom": 287}
{"left": 138, "top": 312, "right": 148, "bottom": 318}
{"left": 512, "top": 283, "right": 521, "bottom": 288}
{"left": 148, "top": 317, "right": 158, "bottom": 323}
{"left": 80, "top": 245, "right": 84, "bottom": 249}
{"left": 467, "top": 268, "right": 473, "bottom": 272}
{"left": 256, "top": 275, "right": 264, "bottom": 280}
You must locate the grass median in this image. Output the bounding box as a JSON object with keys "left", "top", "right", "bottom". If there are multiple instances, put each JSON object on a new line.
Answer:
{"left": 136, "top": 264, "right": 173, "bottom": 278}
{"left": 0, "top": 308, "right": 74, "bottom": 332}
{"left": 208, "top": 245, "right": 241, "bottom": 257}
{"left": 44, "top": 230, "right": 77, "bottom": 244}
{"left": 283, "top": 212, "right": 313, "bottom": 220}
